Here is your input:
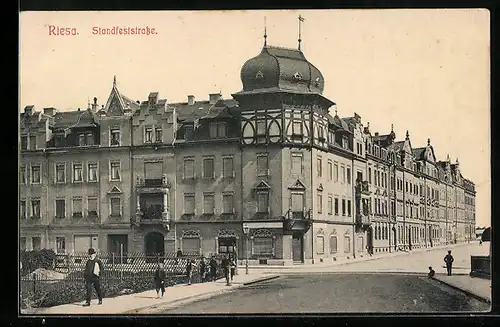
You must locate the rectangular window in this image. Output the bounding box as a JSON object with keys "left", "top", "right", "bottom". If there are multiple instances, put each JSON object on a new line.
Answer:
{"left": 341, "top": 166, "right": 346, "bottom": 183}
{"left": 257, "top": 154, "right": 269, "bottom": 177}
{"left": 78, "top": 133, "right": 85, "bottom": 146}
{"left": 316, "top": 235, "right": 325, "bottom": 254}
{"left": 334, "top": 164, "right": 339, "bottom": 182}
{"left": 88, "top": 197, "right": 98, "bottom": 216}
{"left": 110, "top": 198, "right": 121, "bottom": 216}
{"left": 110, "top": 162, "right": 121, "bottom": 181}
{"left": 55, "top": 199, "right": 65, "bottom": 218}
{"left": 184, "top": 158, "right": 195, "bottom": 179}
{"left": 72, "top": 198, "right": 83, "bottom": 217}
{"left": 155, "top": 127, "right": 163, "bottom": 143}
{"left": 342, "top": 199, "right": 346, "bottom": 216}
{"left": 344, "top": 236, "right": 351, "bottom": 253}
{"left": 110, "top": 128, "right": 120, "bottom": 146}
{"left": 334, "top": 198, "right": 339, "bottom": 215}
{"left": 368, "top": 168, "right": 372, "bottom": 184}
{"left": 317, "top": 157, "right": 322, "bottom": 177}
{"left": 291, "top": 193, "right": 304, "bottom": 212}
{"left": 293, "top": 121, "right": 302, "bottom": 135}
{"left": 20, "top": 200, "right": 26, "bottom": 219}
{"left": 256, "top": 119, "right": 266, "bottom": 135}
{"left": 31, "top": 199, "right": 40, "bottom": 218}
{"left": 56, "top": 237, "right": 66, "bottom": 254}
{"left": 257, "top": 192, "right": 269, "bottom": 213}
{"left": 203, "top": 158, "right": 215, "bottom": 178}
{"left": 31, "top": 165, "right": 41, "bottom": 184}
{"left": 317, "top": 193, "right": 323, "bottom": 213}
{"left": 223, "top": 157, "right": 234, "bottom": 178}
{"left": 72, "top": 163, "right": 83, "bottom": 182}
{"left": 328, "top": 161, "right": 333, "bottom": 180}
{"left": 32, "top": 237, "right": 41, "bottom": 251}
{"left": 292, "top": 153, "right": 303, "bottom": 175}
{"left": 55, "top": 163, "right": 65, "bottom": 183}
{"left": 223, "top": 193, "right": 234, "bottom": 213}
{"left": 86, "top": 133, "right": 94, "bottom": 146}
{"left": 88, "top": 163, "right": 98, "bottom": 182}
{"left": 20, "top": 165, "right": 26, "bottom": 184}
{"left": 253, "top": 236, "right": 273, "bottom": 256}
{"left": 347, "top": 200, "right": 352, "bottom": 216}
{"left": 203, "top": 193, "right": 215, "bottom": 214}
{"left": 145, "top": 127, "right": 153, "bottom": 143}
{"left": 184, "top": 194, "right": 195, "bottom": 214}
{"left": 209, "top": 122, "right": 218, "bottom": 139}
{"left": 330, "top": 235, "right": 338, "bottom": 253}
{"left": 21, "top": 135, "right": 28, "bottom": 150}
{"left": 29, "top": 135, "right": 37, "bottom": 150}
{"left": 328, "top": 196, "right": 333, "bottom": 215}
{"left": 347, "top": 167, "right": 351, "bottom": 184}
{"left": 184, "top": 125, "right": 194, "bottom": 141}
{"left": 218, "top": 122, "right": 227, "bottom": 138}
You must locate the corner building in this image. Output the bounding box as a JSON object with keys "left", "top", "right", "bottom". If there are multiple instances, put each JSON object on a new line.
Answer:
{"left": 19, "top": 39, "right": 476, "bottom": 265}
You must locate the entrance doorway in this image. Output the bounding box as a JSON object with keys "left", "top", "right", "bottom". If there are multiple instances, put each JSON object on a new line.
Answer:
{"left": 145, "top": 232, "right": 165, "bottom": 263}
{"left": 292, "top": 233, "right": 304, "bottom": 263}
{"left": 366, "top": 227, "right": 373, "bottom": 254}
{"left": 219, "top": 237, "right": 237, "bottom": 259}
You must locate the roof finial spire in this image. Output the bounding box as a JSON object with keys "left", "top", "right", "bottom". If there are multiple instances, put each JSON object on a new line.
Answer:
{"left": 298, "top": 15, "right": 305, "bottom": 51}
{"left": 113, "top": 75, "right": 116, "bottom": 86}
{"left": 264, "top": 16, "right": 268, "bottom": 47}
{"left": 87, "top": 96, "right": 91, "bottom": 110}
{"left": 427, "top": 138, "right": 431, "bottom": 146}
{"left": 405, "top": 130, "right": 409, "bottom": 140}
{"left": 391, "top": 124, "right": 394, "bottom": 133}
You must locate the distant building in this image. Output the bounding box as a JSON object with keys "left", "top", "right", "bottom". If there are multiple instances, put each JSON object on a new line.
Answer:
{"left": 20, "top": 38, "right": 476, "bottom": 265}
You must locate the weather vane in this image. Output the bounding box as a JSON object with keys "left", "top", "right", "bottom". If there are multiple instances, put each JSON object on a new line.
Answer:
{"left": 298, "top": 15, "right": 305, "bottom": 50}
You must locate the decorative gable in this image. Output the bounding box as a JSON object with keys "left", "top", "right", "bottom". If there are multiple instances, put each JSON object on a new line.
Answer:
{"left": 289, "top": 179, "right": 306, "bottom": 190}
{"left": 254, "top": 180, "right": 271, "bottom": 190}
{"left": 107, "top": 185, "right": 123, "bottom": 194}
{"left": 107, "top": 94, "right": 124, "bottom": 116}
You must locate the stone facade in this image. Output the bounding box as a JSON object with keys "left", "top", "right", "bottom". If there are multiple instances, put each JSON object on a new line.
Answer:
{"left": 20, "top": 42, "right": 476, "bottom": 265}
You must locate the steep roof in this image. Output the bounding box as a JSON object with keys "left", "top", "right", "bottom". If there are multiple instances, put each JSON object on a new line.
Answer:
{"left": 171, "top": 99, "right": 237, "bottom": 122}
{"left": 412, "top": 147, "right": 426, "bottom": 160}
{"left": 387, "top": 141, "right": 405, "bottom": 152}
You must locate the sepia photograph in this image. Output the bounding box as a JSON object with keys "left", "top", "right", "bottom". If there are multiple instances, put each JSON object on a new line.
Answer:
{"left": 19, "top": 9, "right": 490, "bottom": 315}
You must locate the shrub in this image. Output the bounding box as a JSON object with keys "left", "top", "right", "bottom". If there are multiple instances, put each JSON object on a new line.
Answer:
{"left": 20, "top": 249, "right": 57, "bottom": 275}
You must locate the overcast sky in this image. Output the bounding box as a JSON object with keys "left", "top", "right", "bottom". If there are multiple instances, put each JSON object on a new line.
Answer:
{"left": 19, "top": 9, "right": 490, "bottom": 227}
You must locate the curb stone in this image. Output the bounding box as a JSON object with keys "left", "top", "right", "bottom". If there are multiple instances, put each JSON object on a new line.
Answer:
{"left": 431, "top": 277, "right": 491, "bottom": 304}
{"left": 125, "top": 275, "right": 280, "bottom": 314}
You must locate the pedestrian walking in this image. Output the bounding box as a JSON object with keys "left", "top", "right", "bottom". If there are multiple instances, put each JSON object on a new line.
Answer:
{"left": 209, "top": 256, "right": 218, "bottom": 282}
{"left": 154, "top": 262, "right": 166, "bottom": 298}
{"left": 221, "top": 255, "right": 230, "bottom": 286}
{"left": 444, "top": 250, "right": 454, "bottom": 276}
{"left": 229, "top": 256, "right": 236, "bottom": 282}
{"left": 427, "top": 266, "right": 435, "bottom": 278}
{"left": 199, "top": 256, "right": 206, "bottom": 282}
{"left": 185, "top": 258, "right": 196, "bottom": 285}
{"left": 83, "top": 248, "right": 104, "bottom": 306}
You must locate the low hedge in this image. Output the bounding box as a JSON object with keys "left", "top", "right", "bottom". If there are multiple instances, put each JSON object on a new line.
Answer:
{"left": 20, "top": 249, "right": 57, "bottom": 276}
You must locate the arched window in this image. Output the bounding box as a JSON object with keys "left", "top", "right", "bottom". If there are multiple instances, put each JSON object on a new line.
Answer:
{"left": 344, "top": 232, "right": 351, "bottom": 253}
{"left": 330, "top": 230, "right": 338, "bottom": 254}
{"left": 251, "top": 229, "right": 275, "bottom": 257}
{"left": 181, "top": 230, "right": 202, "bottom": 255}
{"left": 316, "top": 229, "right": 325, "bottom": 254}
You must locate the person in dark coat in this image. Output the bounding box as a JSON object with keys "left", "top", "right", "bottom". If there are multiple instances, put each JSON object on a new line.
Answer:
{"left": 428, "top": 266, "right": 435, "bottom": 278}
{"left": 209, "top": 256, "right": 217, "bottom": 282}
{"left": 185, "top": 259, "right": 196, "bottom": 285}
{"left": 229, "top": 255, "right": 236, "bottom": 282}
{"left": 176, "top": 248, "right": 183, "bottom": 258}
{"left": 83, "top": 248, "right": 104, "bottom": 306}
{"left": 154, "top": 262, "right": 166, "bottom": 298}
{"left": 199, "top": 256, "right": 206, "bottom": 282}
{"left": 444, "top": 250, "right": 454, "bottom": 276}
{"left": 221, "top": 255, "right": 230, "bottom": 286}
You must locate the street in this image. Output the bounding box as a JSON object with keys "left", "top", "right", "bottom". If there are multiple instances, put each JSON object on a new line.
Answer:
{"left": 162, "top": 273, "right": 489, "bottom": 313}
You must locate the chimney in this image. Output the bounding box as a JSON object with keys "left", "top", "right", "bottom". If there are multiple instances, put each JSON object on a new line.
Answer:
{"left": 91, "top": 97, "right": 98, "bottom": 111}
{"left": 24, "top": 105, "right": 34, "bottom": 116}
{"left": 148, "top": 92, "right": 158, "bottom": 106}
{"left": 43, "top": 107, "right": 56, "bottom": 116}
{"left": 209, "top": 93, "right": 222, "bottom": 105}
{"left": 187, "top": 95, "right": 195, "bottom": 106}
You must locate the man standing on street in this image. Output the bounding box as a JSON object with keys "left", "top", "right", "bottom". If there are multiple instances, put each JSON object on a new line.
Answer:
{"left": 221, "top": 255, "right": 230, "bottom": 286}
{"left": 84, "top": 248, "right": 104, "bottom": 306}
{"left": 444, "top": 250, "right": 454, "bottom": 276}
{"left": 209, "top": 255, "right": 218, "bottom": 282}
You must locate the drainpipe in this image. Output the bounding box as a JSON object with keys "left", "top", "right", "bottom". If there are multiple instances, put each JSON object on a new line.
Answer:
{"left": 387, "top": 162, "right": 391, "bottom": 253}
{"left": 240, "top": 142, "right": 244, "bottom": 264}
{"left": 310, "top": 146, "right": 314, "bottom": 264}
{"left": 44, "top": 149, "right": 49, "bottom": 250}
{"left": 129, "top": 118, "right": 134, "bottom": 253}
{"left": 402, "top": 166, "right": 406, "bottom": 250}
{"left": 351, "top": 156, "right": 356, "bottom": 259}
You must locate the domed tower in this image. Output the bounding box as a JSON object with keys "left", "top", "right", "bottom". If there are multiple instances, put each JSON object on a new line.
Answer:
{"left": 232, "top": 41, "right": 336, "bottom": 146}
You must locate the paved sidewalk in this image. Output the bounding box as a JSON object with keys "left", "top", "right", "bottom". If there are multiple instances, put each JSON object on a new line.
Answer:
{"left": 21, "top": 272, "right": 278, "bottom": 315}
{"left": 433, "top": 274, "right": 491, "bottom": 304}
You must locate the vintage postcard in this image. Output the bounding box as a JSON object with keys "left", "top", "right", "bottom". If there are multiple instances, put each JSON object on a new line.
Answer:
{"left": 19, "top": 9, "right": 491, "bottom": 315}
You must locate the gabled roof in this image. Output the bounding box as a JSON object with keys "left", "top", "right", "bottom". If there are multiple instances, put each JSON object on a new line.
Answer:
{"left": 289, "top": 179, "right": 306, "bottom": 190}
{"left": 172, "top": 99, "right": 237, "bottom": 122}
{"left": 52, "top": 109, "right": 97, "bottom": 130}
{"left": 386, "top": 141, "right": 405, "bottom": 152}
{"left": 254, "top": 180, "right": 271, "bottom": 190}
{"left": 412, "top": 147, "right": 426, "bottom": 160}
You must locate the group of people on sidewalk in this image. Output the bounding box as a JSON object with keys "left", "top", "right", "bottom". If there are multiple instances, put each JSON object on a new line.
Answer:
{"left": 428, "top": 250, "right": 455, "bottom": 278}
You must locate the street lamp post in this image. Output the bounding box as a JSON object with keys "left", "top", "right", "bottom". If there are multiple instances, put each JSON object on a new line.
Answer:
{"left": 243, "top": 224, "right": 249, "bottom": 275}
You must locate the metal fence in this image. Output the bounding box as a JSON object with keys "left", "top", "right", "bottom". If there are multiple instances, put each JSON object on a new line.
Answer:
{"left": 20, "top": 252, "right": 227, "bottom": 309}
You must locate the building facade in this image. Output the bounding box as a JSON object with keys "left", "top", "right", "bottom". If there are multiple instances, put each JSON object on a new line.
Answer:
{"left": 19, "top": 39, "right": 477, "bottom": 265}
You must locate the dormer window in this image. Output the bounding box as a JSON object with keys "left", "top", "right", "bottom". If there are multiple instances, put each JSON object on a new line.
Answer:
{"left": 293, "top": 72, "right": 302, "bottom": 81}
{"left": 315, "top": 77, "right": 321, "bottom": 87}
{"left": 255, "top": 71, "right": 264, "bottom": 79}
